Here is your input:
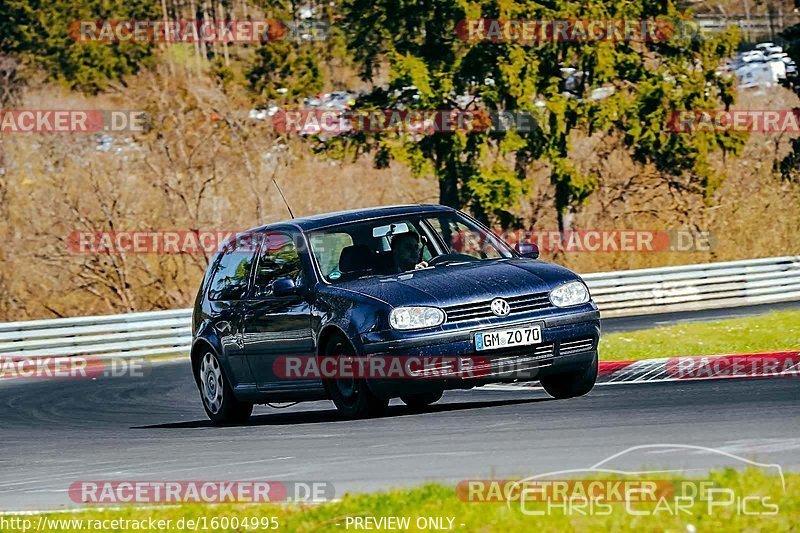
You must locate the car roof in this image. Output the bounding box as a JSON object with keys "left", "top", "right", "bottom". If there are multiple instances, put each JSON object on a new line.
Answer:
{"left": 251, "top": 204, "right": 456, "bottom": 232}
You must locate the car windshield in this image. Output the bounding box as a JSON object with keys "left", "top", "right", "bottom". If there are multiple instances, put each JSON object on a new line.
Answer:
{"left": 308, "top": 211, "right": 514, "bottom": 283}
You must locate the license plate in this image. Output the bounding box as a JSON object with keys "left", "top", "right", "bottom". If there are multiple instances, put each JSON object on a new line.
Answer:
{"left": 474, "top": 324, "right": 542, "bottom": 351}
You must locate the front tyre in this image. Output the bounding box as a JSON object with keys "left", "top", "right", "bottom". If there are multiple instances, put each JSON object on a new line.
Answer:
{"left": 539, "top": 353, "right": 598, "bottom": 399}
{"left": 198, "top": 351, "right": 253, "bottom": 425}
{"left": 323, "top": 335, "right": 388, "bottom": 419}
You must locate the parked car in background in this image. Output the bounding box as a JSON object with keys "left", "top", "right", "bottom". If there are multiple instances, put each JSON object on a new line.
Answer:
{"left": 734, "top": 42, "right": 798, "bottom": 88}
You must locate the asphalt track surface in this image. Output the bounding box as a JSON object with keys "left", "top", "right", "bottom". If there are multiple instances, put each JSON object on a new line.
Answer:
{"left": 1, "top": 305, "right": 799, "bottom": 511}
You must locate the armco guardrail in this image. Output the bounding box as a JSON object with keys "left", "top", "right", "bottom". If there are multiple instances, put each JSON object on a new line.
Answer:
{"left": 583, "top": 255, "right": 800, "bottom": 317}
{"left": 0, "top": 256, "right": 798, "bottom": 360}
{"left": 0, "top": 309, "right": 192, "bottom": 360}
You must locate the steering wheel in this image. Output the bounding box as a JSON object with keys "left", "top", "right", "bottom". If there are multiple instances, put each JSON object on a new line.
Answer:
{"left": 427, "top": 253, "right": 478, "bottom": 266}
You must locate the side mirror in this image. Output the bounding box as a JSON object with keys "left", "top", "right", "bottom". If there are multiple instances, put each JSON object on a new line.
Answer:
{"left": 515, "top": 242, "right": 539, "bottom": 259}
{"left": 272, "top": 277, "right": 300, "bottom": 297}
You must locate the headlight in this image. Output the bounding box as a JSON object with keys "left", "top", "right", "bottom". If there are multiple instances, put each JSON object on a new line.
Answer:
{"left": 389, "top": 306, "right": 445, "bottom": 330}
{"left": 549, "top": 281, "right": 590, "bottom": 308}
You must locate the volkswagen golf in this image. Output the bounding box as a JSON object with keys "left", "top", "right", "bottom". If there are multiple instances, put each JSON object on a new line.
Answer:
{"left": 191, "top": 204, "right": 600, "bottom": 424}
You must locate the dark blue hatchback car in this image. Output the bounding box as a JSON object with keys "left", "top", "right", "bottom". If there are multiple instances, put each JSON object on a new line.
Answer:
{"left": 192, "top": 205, "right": 600, "bottom": 423}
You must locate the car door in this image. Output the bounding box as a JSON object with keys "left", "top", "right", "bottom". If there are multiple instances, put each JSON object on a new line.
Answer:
{"left": 241, "top": 231, "right": 315, "bottom": 391}
{"left": 205, "top": 237, "right": 258, "bottom": 387}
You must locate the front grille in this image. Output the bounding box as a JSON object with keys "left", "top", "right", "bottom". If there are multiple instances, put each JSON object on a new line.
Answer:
{"left": 443, "top": 292, "right": 552, "bottom": 322}
{"left": 559, "top": 337, "right": 595, "bottom": 355}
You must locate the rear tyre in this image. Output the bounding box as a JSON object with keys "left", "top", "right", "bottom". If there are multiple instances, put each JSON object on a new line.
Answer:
{"left": 400, "top": 391, "right": 443, "bottom": 410}
{"left": 198, "top": 351, "right": 253, "bottom": 426}
{"left": 539, "top": 353, "right": 598, "bottom": 399}
{"left": 323, "top": 335, "right": 388, "bottom": 419}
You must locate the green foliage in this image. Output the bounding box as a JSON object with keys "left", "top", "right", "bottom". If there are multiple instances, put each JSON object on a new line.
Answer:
{"left": 247, "top": 41, "right": 323, "bottom": 101}
{"left": 17, "top": 469, "right": 800, "bottom": 532}
{"left": 329, "top": 0, "right": 743, "bottom": 226}
{"left": 210, "top": 57, "right": 235, "bottom": 87}
{"left": 1, "top": 0, "right": 158, "bottom": 93}
{"left": 601, "top": 310, "right": 800, "bottom": 361}
{"left": 467, "top": 160, "right": 526, "bottom": 214}
{"left": 622, "top": 24, "right": 745, "bottom": 199}
{"left": 0, "top": 0, "right": 747, "bottom": 224}
{"left": 246, "top": 0, "right": 350, "bottom": 102}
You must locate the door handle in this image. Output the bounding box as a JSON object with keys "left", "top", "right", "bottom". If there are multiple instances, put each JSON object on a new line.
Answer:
{"left": 235, "top": 332, "right": 245, "bottom": 349}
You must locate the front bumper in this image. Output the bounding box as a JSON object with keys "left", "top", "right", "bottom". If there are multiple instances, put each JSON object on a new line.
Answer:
{"left": 361, "top": 306, "right": 600, "bottom": 397}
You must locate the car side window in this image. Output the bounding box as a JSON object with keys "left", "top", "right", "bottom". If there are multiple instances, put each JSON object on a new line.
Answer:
{"left": 308, "top": 232, "right": 354, "bottom": 281}
{"left": 208, "top": 238, "right": 256, "bottom": 301}
{"left": 253, "top": 232, "right": 303, "bottom": 297}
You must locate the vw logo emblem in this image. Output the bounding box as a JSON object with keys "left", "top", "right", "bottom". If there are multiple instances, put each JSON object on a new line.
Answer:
{"left": 490, "top": 298, "right": 511, "bottom": 317}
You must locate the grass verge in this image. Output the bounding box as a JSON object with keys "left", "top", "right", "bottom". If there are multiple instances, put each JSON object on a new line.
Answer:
{"left": 599, "top": 310, "right": 800, "bottom": 361}
{"left": 3, "top": 469, "right": 796, "bottom": 532}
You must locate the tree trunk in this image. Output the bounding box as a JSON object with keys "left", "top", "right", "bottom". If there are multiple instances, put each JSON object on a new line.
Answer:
{"left": 160, "top": 0, "right": 174, "bottom": 75}
{"left": 203, "top": 0, "right": 218, "bottom": 59}
{"left": 436, "top": 141, "right": 459, "bottom": 207}
{"left": 438, "top": 173, "right": 458, "bottom": 207}
{"left": 217, "top": 0, "right": 230, "bottom": 67}
{"left": 189, "top": 0, "right": 202, "bottom": 66}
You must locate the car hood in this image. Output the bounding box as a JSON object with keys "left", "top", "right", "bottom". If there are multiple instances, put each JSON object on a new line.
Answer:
{"left": 335, "top": 259, "right": 581, "bottom": 307}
